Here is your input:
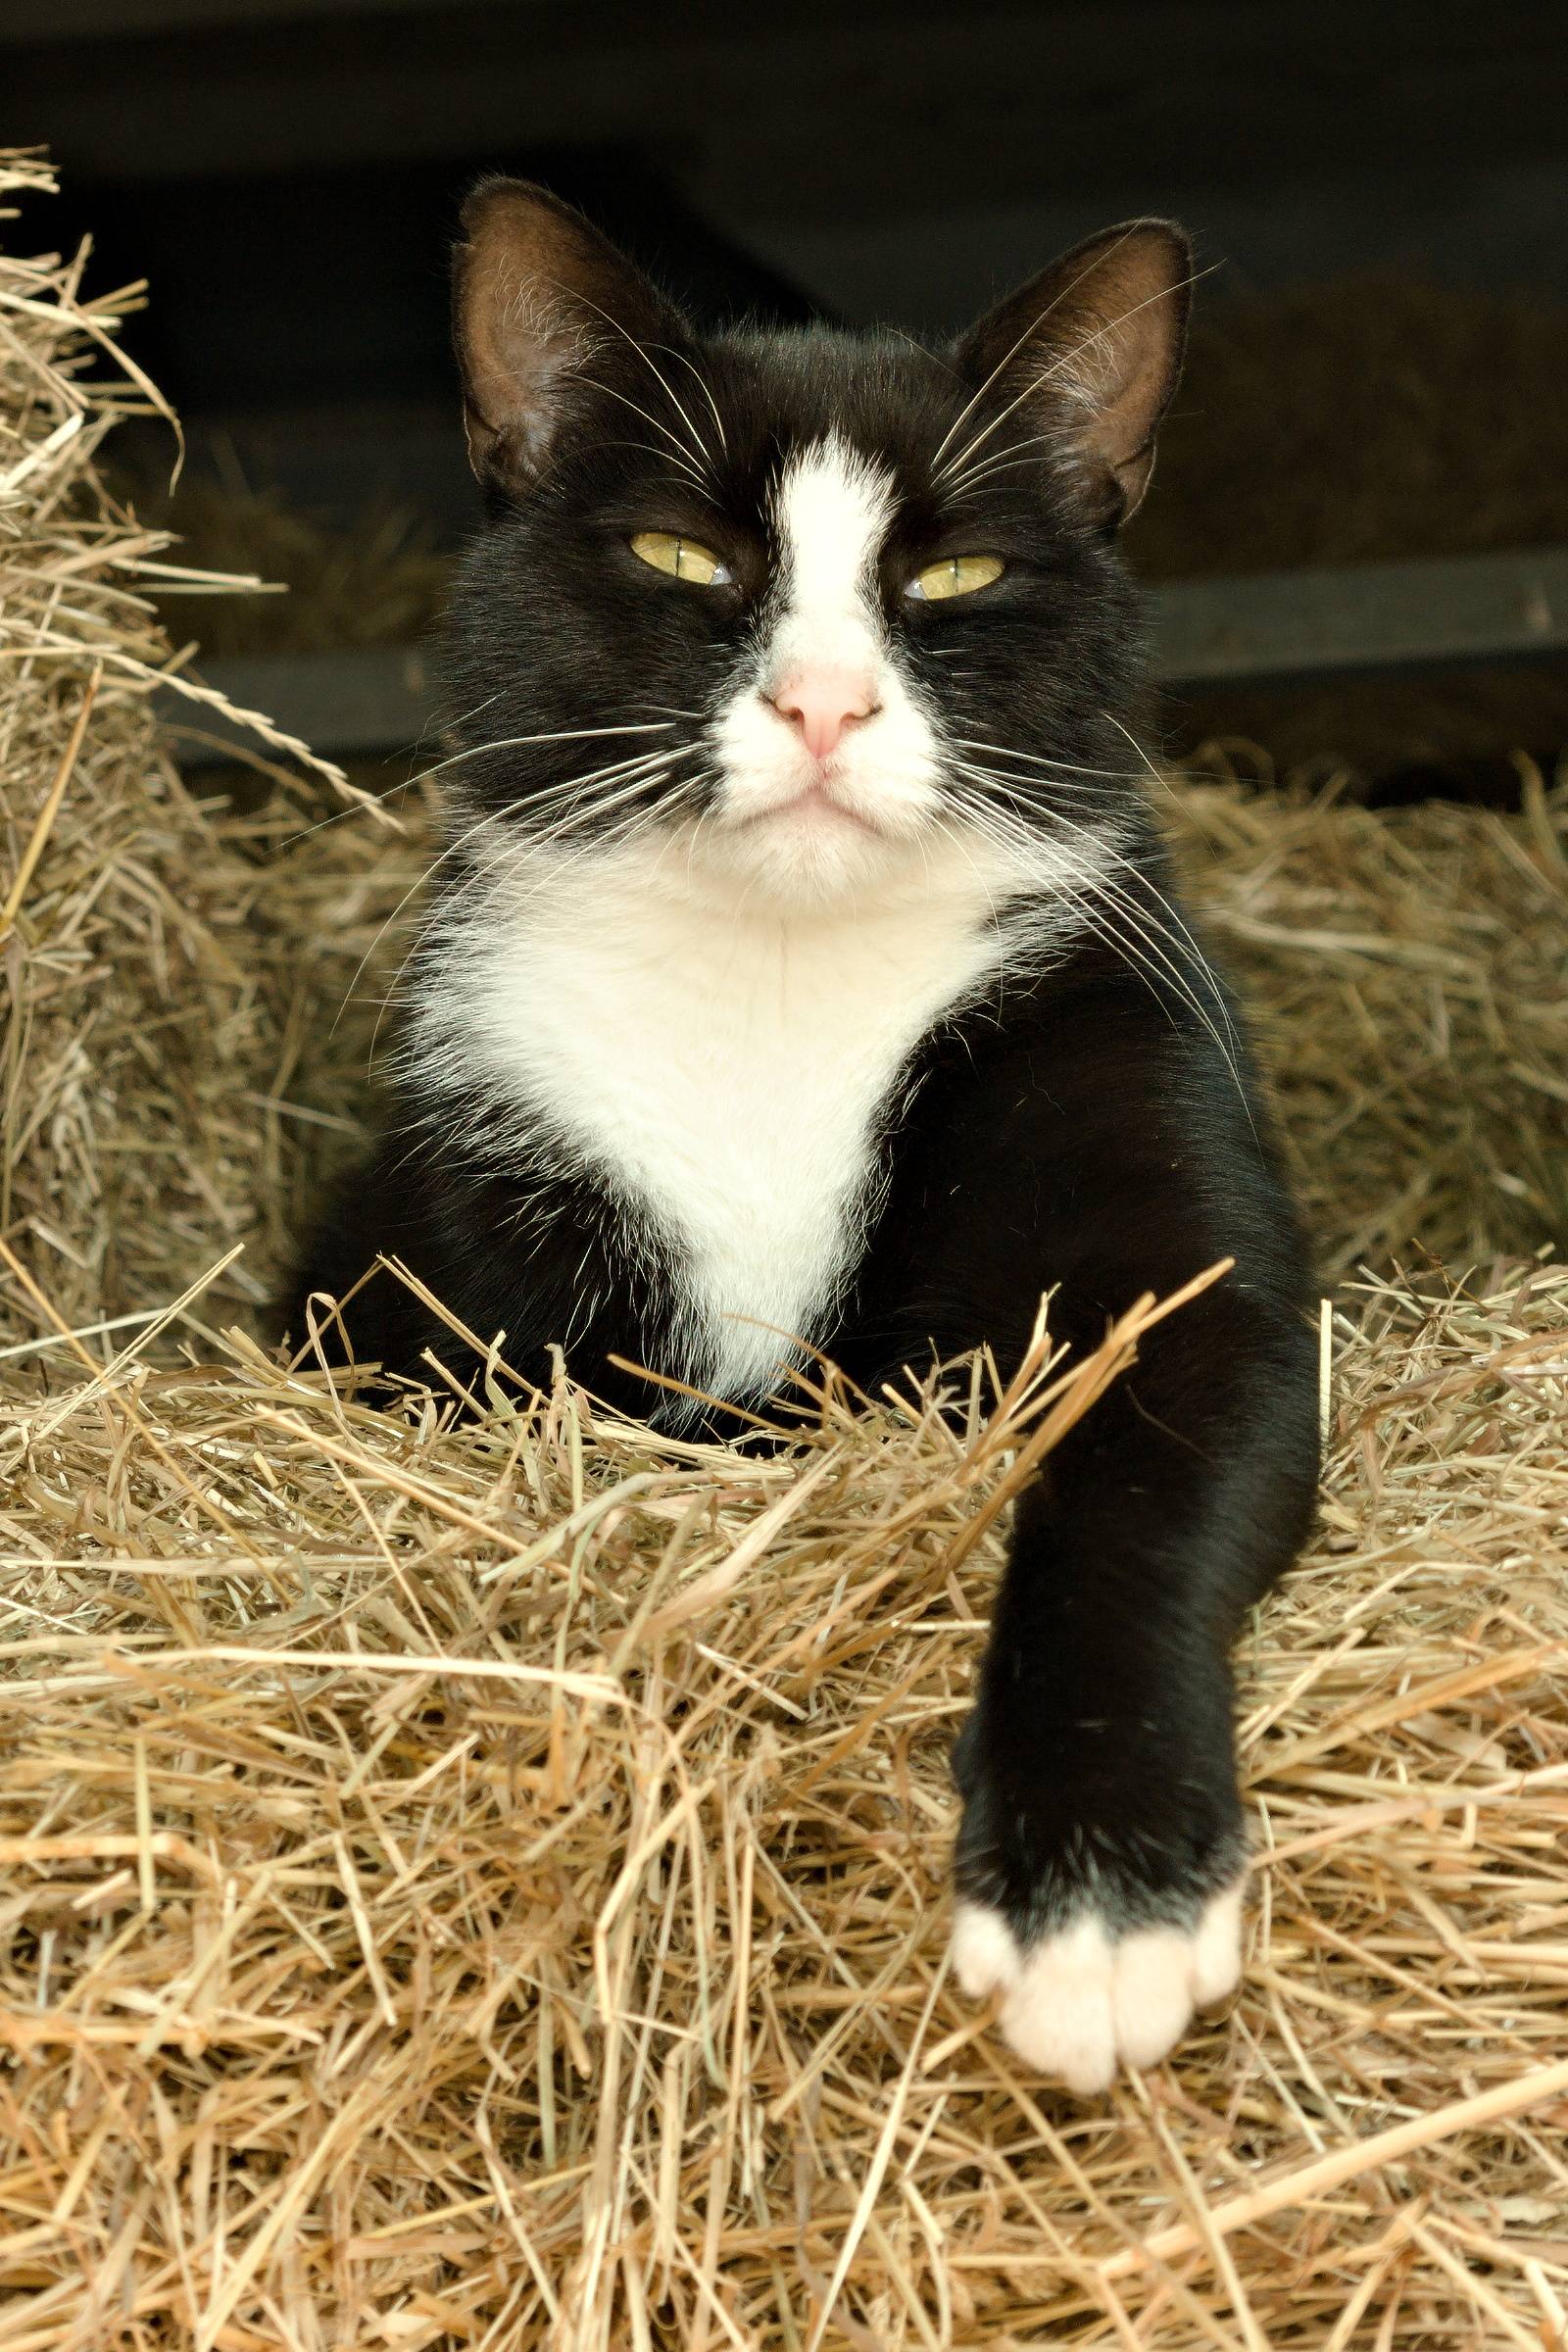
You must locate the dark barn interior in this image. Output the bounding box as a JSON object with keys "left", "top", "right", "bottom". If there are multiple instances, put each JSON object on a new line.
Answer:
{"left": 7, "top": 0, "right": 1568, "bottom": 798}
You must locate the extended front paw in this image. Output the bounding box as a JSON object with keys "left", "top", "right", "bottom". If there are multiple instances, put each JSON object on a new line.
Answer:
{"left": 949, "top": 1702, "right": 1249, "bottom": 2091}
{"left": 950, "top": 1880, "right": 1245, "bottom": 2093}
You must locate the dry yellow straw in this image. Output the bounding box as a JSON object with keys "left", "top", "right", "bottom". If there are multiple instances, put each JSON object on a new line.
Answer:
{"left": 2, "top": 144, "right": 1567, "bottom": 2348}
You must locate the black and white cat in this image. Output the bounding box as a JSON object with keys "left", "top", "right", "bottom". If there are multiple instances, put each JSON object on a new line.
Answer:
{"left": 295, "top": 180, "right": 1320, "bottom": 2094}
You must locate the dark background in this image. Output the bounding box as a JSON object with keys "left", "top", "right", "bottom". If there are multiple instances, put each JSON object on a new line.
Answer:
{"left": 8, "top": 0, "right": 1566, "bottom": 528}
{"left": 6, "top": 0, "right": 1568, "bottom": 782}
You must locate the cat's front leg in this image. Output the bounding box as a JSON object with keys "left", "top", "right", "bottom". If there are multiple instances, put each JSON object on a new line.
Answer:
{"left": 946, "top": 1292, "right": 1317, "bottom": 2092}
{"left": 949, "top": 1493, "right": 1250, "bottom": 2092}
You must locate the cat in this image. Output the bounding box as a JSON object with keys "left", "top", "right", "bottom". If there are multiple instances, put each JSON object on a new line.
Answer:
{"left": 293, "top": 177, "right": 1320, "bottom": 2094}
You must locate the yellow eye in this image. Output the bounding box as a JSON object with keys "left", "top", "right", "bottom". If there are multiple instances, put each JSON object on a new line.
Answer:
{"left": 629, "top": 531, "right": 733, "bottom": 587}
{"left": 906, "top": 554, "right": 1004, "bottom": 602}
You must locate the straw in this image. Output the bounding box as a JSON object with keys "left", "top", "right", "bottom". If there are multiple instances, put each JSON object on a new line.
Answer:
{"left": 3, "top": 150, "right": 1566, "bottom": 2350}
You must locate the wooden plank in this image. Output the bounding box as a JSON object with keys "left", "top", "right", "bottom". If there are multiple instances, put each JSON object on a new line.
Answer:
{"left": 1151, "top": 546, "right": 1568, "bottom": 688}
{"left": 161, "top": 548, "right": 1568, "bottom": 766}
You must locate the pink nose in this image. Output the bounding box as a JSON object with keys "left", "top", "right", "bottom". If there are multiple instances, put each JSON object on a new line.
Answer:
{"left": 770, "top": 670, "right": 877, "bottom": 761}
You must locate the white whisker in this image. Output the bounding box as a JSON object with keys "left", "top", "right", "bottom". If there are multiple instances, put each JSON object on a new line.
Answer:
{"left": 337, "top": 748, "right": 682, "bottom": 1045}
{"left": 656, "top": 341, "right": 730, "bottom": 457}
{"left": 946, "top": 774, "right": 1247, "bottom": 1104}
{"left": 367, "top": 766, "right": 701, "bottom": 1066}
{"left": 954, "top": 737, "right": 1149, "bottom": 787}
{"left": 577, "top": 376, "right": 711, "bottom": 494}
{"left": 566, "top": 291, "right": 719, "bottom": 481}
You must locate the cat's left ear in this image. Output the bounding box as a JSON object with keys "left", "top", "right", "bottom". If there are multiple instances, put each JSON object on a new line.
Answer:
{"left": 951, "top": 220, "right": 1192, "bottom": 526}
{"left": 453, "top": 176, "right": 684, "bottom": 486}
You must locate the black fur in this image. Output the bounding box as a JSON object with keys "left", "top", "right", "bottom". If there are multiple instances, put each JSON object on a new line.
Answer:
{"left": 294, "top": 184, "right": 1319, "bottom": 1971}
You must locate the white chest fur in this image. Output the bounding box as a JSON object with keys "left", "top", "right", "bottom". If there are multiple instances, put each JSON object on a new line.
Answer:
{"left": 412, "top": 848, "right": 1013, "bottom": 1401}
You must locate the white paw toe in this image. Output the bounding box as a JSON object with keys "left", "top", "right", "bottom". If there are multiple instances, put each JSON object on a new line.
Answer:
{"left": 951, "top": 1899, "right": 1024, "bottom": 1999}
{"left": 950, "top": 1879, "right": 1246, "bottom": 2091}
{"left": 1191, "top": 1879, "right": 1246, "bottom": 2005}
{"left": 1001, "top": 1916, "right": 1117, "bottom": 2093}
{"left": 1111, "top": 1923, "right": 1199, "bottom": 2069}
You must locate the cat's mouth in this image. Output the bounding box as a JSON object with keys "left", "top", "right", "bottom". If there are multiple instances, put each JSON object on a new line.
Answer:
{"left": 732, "top": 779, "right": 885, "bottom": 835}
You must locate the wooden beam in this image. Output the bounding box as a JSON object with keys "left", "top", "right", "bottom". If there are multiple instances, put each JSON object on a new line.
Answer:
{"left": 160, "top": 548, "right": 1568, "bottom": 766}
{"left": 1151, "top": 546, "right": 1568, "bottom": 688}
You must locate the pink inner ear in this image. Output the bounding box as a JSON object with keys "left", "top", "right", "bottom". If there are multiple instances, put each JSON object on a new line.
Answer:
{"left": 952, "top": 220, "right": 1191, "bottom": 525}
{"left": 1073, "top": 303, "right": 1180, "bottom": 506}
{"left": 453, "top": 177, "right": 677, "bottom": 482}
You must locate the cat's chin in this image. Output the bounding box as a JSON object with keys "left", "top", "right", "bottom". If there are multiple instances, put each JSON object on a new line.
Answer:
{"left": 680, "top": 806, "right": 931, "bottom": 911}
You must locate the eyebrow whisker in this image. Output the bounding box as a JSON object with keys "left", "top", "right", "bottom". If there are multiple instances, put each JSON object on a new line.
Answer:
{"left": 566, "top": 287, "right": 720, "bottom": 481}
{"left": 577, "top": 374, "right": 712, "bottom": 496}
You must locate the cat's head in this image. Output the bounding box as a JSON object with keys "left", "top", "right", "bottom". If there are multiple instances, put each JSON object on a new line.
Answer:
{"left": 439, "top": 178, "right": 1189, "bottom": 912}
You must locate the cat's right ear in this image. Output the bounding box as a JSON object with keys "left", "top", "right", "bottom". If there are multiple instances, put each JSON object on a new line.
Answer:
{"left": 951, "top": 220, "right": 1193, "bottom": 527}
{"left": 453, "top": 177, "right": 678, "bottom": 486}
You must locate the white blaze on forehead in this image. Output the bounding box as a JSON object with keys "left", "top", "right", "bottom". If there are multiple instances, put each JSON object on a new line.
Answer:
{"left": 771, "top": 435, "right": 896, "bottom": 666}
{"left": 706, "top": 427, "right": 950, "bottom": 900}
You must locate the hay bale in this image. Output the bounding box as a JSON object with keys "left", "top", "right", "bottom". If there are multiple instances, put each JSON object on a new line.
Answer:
{"left": 143, "top": 476, "right": 453, "bottom": 662}
{"left": 3, "top": 158, "right": 1567, "bottom": 2349}
{"left": 0, "top": 150, "right": 403, "bottom": 1343}
{"left": 1183, "top": 760, "right": 1568, "bottom": 1277}
{"left": 2, "top": 1265, "right": 1565, "bottom": 2347}
{"left": 1128, "top": 273, "right": 1568, "bottom": 584}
